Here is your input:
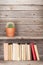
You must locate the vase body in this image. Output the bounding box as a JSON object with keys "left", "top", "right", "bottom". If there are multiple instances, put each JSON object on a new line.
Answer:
{"left": 6, "top": 28, "right": 15, "bottom": 37}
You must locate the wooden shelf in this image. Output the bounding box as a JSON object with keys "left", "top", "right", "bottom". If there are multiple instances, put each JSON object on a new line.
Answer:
{"left": 0, "top": 4, "right": 43, "bottom": 6}
{"left": 0, "top": 61, "right": 43, "bottom": 65}
{"left": 0, "top": 36, "right": 43, "bottom": 40}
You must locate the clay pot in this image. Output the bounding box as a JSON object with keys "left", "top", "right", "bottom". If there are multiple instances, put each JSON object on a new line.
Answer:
{"left": 6, "top": 28, "right": 15, "bottom": 37}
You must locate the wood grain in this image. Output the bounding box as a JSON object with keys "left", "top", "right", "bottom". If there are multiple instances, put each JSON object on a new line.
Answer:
{"left": 0, "top": 61, "right": 43, "bottom": 65}
{"left": 0, "top": 10, "right": 43, "bottom": 18}
{"left": 0, "top": 0, "right": 43, "bottom": 61}
{"left": 0, "top": 5, "right": 43, "bottom": 10}
{"left": 0, "top": 0, "right": 43, "bottom": 5}
{"left": 0, "top": 18, "right": 43, "bottom": 25}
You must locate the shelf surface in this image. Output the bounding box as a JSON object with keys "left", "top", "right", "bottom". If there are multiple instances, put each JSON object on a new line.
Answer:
{"left": 0, "top": 61, "right": 43, "bottom": 65}
{"left": 0, "top": 36, "right": 43, "bottom": 40}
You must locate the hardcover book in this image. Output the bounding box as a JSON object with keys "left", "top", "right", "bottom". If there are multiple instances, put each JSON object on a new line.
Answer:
{"left": 4, "top": 43, "right": 8, "bottom": 60}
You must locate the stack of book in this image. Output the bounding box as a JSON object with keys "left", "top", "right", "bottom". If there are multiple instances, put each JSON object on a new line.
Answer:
{"left": 4, "top": 42, "right": 40, "bottom": 61}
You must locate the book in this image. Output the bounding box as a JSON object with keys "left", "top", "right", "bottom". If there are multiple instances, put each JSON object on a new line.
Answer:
{"left": 13, "top": 43, "right": 20, "bottom": 60}
{"left": 8, "top": 43, "right": 12, "bottom": 60}
{"left": 26, "top": 44, "right": 31, "bottom": 60}
{"left": 4, "top": 43, "right": 8, "bottom": 60}
{"left": 21, "top": 44, "right": 26, "bottom": 60}
{"left": 19, "top": 44, "right": 22, "bottom": 60}
{"left": 34, "top": 45, "right": 40, "bottom": 60}
{"left": 30, "top": 43, "right": 37, "bottom": 60}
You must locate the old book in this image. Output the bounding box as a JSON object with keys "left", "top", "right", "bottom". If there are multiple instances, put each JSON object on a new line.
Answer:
{"left": 26, "top": 44, "right": 31, "bottom": 60}
{"left": 30, "top": 43, "right": 37, "bottom": 60}
{"left": 34, "top": 45, "right": 40, "bottom": 60}
{"left": 8, "top": 43, "right": 12, "bottom": 61}
{"left": 19, "top": 44, "right": 22, "bottom": 60}
{"left": 13, "top": 43, "right": 20, "bottom": 60}
{"left": 4, "top": 43, "right": 8, "bottom": 60}
{"left": 21, "top": 44, "right": 26, "bottom": 60}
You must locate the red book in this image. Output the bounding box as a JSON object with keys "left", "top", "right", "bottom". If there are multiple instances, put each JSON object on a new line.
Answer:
{"left": 30, "top": 43, "right": 37, "bottom": 60}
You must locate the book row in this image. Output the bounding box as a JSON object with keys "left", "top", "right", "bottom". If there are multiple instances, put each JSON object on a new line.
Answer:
{"left": 4, "top": 43, "right": 40, "bottom": 61}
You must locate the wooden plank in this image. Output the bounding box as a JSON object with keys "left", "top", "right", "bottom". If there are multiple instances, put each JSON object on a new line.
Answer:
{"left": 0, "top": 61, "right": 43, "bottom": 65}
{"left": 35, "top": 43, "right": 43, "bottom": 56}
{"left": 0, "top": 10, "right": 43, "bottom": 18}
{"left": 0, "top": 36, "right": 43, "bottom": 40}
{"left": 16, "top": 32, "right": 43, "bottom": 37}
{"left": 0, "top": 55, "right": 3, "bottom": 60}
{"left": 40, "top": 55, "right": 43, "bottom": 60}
{"left": 0, "top": 18, "right": 43, "bottom": 25}
{"left": 0, "top": 24, "right": 43, "bottom": 32}
{"left": 0, "top": 0, "right": 43, "bottom": 5}
{"left": 38, "top": 46, "right": 43, "bottom": 55}
{"left": 16, "top": 25, "right": 43, "bottom": 32}
{"left": 0, "top": 24, "right": 43, "bottom": 36}
{"left": 0, "top": 32, "right": 43, "bottom": 37}
{"left": 0, "top": 5, "right": 43, "bottom": 10}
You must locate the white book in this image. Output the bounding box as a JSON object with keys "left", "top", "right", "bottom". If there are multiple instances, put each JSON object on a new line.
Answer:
{"left": 26, "top": 44, "right": 31, "bottom": 60}
{"left": 21, "top": 44, "right": 26, "bottom": 60}
{"left": 13, "top": 43, "right": 20, "bottom": 60}
{"left": 34, "top": 45, "right": 40, "bottom": 60}
{"left": 4, "top": 43, "right": 8, "bottom": 60}
{"left": 19, "top": 44, "right": 22, "bottom": 60}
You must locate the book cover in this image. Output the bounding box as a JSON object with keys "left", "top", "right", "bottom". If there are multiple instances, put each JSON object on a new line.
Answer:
{"left": 34, "top": 45, "right": 40, "bottom": 60}
{"left": 27, "top": 44, "right": 31, "bottom": 60}
{"left": 30, "top": 43, "right": 37, "bottom": 60}
{"left": 19, "top": 44, "right": 22, "bottom": 60}
{"left": 21, "top": 44, "right": 26, "bottom": 60}
{"left": 8, "top": 43, "right": 12, "bottom": 60}
{"left": 13, "top": 43, "right": 20, "bottom": 60}
{"left": 4, "top": 43, "right": 8, "bottom": 60}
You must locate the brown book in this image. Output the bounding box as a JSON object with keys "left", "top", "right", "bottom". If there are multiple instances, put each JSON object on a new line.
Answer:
{"left": 8, "top": 43, "right": 12, "bottom": 61}
{"left": 4, "top": 43, "right": 8, "bottom": 60}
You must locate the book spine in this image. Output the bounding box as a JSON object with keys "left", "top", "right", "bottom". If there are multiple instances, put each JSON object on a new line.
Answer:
{"left": 13, "top": 43, "right": 20, "bottom": 60}
{"left": 4, "top": 43, "right": 8, "bottom": 60}
{"left": 27, "top": 44, "right": 31, "bottom": 60}
{"left": 13, "top": 43, "right": 16, "bottom": 60}
{"left": 34, "top": 45, "right": 40, "bottom": 60}
{"left": 19, "top": 44, "right": 22, "bottom": 60}
{"left": 8, "top": 43, "right": 12, "bottom": 60}
{"left": 16, "top": 44, "right": 20, "bottom": 60}
{"left": 30, "top": 43, "right": 37, "bottom": 60}
{"left": 21, "top": 44, "right": 26, "bottom": 60}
